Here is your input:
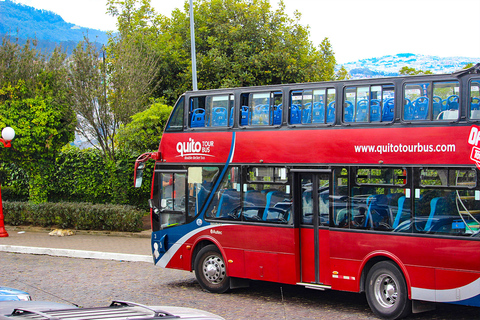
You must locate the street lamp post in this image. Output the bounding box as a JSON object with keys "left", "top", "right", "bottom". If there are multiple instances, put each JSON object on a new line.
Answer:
{"left": 0, "top": 127, "right": 15, "bottom": 237}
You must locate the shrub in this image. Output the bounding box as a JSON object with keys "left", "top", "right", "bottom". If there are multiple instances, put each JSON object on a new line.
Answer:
{"left": 3, "top": 201, "right": 147, "bottom": 232}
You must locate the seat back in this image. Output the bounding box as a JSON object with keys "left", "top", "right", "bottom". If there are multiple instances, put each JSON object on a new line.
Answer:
{"left": 290, "top": 104, "right": 301, "bottom": 124}
{"left": 327, "top": 101, "right": 336, "bottom": 123}
{"left": 312, "top": 102, "right": 325, "bottom": 123}
{"left": 382, "top": 98, "right": 394, "bottom": 121}
{"left": 355, "top": 99, "right": 368, "bottom": 122}
{"left": 370, "top": 99, "right": 381, "bottom": 122}
{"left": 212, "top": 107, "right": 227, "bottom": 127}
{"left": 217, "top": 189, "right": 240, "bottom": 217}
{"left": 413, "top": 97, "right": 428, "bottom": 120}
{"left": 191, "top": 108, "right": 205, "bottom": 127}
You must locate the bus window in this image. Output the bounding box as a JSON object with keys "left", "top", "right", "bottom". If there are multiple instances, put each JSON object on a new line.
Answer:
{"left": 242, "top": 167, "right": 291, "bottom": 224}
{"left": 333, "top": 168, "right": 349, "bottom": 227}
{"left": 157, "top": 172, "right": 187, "bottom": 228}
{"left": 433, "top": 81, "right": 459, "bottom": 120}
{"left": 188, "top": 167, "right": 220, "bottom": 217}
{"left": 412, "top": 168, "right": 479, "bottom": 236}
{"left": 470, "top": 79, "right": 480, "bottom": 120}
{"left": 344, "top": 85, "right": 394, "bottom": 123}
{"left": 241, "top": 92, "right": 282, "bottom": 126}
{"left": 347, "top": 168, "right": 409, "bottom": 231}
{"left": 404, "top": 83, "right": 428, "bottom": 120}
{"left": 205, "top": 167, "right": 241, "bottom": 220}
{"left": 165, "top": 96, "right": 184, "bottom": 132}
{"left": 290, "top": 88, "right": 335, "bottom": 125}
{"left": 404, "top": 81, "right": 459, "bottom": 121}
{"left": 189, "top": 95, "right": 234, "bottom": 128}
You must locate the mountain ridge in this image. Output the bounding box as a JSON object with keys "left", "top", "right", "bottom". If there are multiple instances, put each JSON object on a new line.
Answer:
{"left": 0, "top": 0, "right": 108, "bottom": 54}
{"left": 342, "top": 53, "right": 480, "bottom": 78}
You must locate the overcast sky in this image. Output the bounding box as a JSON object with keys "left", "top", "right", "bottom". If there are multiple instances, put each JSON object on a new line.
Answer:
{"left": 14, "top": 0, "right": 480, "bottom": 63}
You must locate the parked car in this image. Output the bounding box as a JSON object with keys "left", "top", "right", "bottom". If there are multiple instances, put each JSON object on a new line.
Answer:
{"left": 0, "top": 288, "right": 31, "bottom": 302}
{"left": 0, "top": 300, "right": 225, "bottom": 319}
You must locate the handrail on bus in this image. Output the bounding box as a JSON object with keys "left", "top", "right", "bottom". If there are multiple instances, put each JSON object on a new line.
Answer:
{"left": 134, "top": 152, "right": 161, "bottom": 188}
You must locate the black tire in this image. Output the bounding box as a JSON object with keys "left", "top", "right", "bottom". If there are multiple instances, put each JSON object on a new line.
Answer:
{"left": 194, "top": 244, "right": 230, "bottom": 293}
{"left": 365, "top": 261, "right": 411, "bottom": 320}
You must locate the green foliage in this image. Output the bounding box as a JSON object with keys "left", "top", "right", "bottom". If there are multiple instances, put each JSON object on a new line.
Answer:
{"left": 336, "top": 66, "right": 351, "bottom": 80}
{"left": 3, "top": 201, "right": 146, "bottom": 232}
{"left": 115, "top": 100, "right": 173, "bottom": 153}
{"left": 399, "top": 66, "right": 433, "bottom": 76}
{"left": 107, "top": 0, "right": 336, "bottom": 105}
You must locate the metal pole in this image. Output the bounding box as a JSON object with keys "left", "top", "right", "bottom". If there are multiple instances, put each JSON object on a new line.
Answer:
{"left": 189, "top": 0, "right": 198, "bottom": 91}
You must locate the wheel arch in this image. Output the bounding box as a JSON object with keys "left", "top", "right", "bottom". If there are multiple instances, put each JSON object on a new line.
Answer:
{"left": 190, "top": 236, "right": 224, "bottom": 272}
{"left": 359, "top": 251, "right": 412, "bottom": 299}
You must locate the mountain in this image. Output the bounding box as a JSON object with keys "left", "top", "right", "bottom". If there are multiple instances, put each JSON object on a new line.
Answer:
{"left": 0, "top": 0, "right": 108, "bottom": 54}
{"left": 341, "top": 53, "right": 480, "bottom": 79}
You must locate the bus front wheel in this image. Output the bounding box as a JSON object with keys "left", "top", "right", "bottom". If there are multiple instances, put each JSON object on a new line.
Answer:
{"left": 194, "top": 244, "right": 230, "bottom": 293}
{"left": 365, "top": 261, "right": 411, "bottom": 320}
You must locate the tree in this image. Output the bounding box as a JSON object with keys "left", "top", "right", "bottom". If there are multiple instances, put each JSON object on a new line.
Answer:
{"left": 335, "top": 65, "right": 351, "bottom": 80}
{"left": 0, "top": 82, "right": 75, "bottom": 204}
{"left": 107, "top": 0, "right": 337, "bottom": 105}
{"left": 115, "top": 99, "right": 172, "bottom": 154}
{"left": 67, "top": 39, "right": 116, "bottom": 160}
{"left": 0, "top": 37, "right": 75, "bottom": 203}
{"left": 399, "top": 66, "right": 433, "bottom": 76}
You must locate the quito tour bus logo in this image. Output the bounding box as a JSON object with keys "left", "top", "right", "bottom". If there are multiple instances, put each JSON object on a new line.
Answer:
{"left": 468, "top": 125, "right": 480, "bottom": 169}
{"left": 176, "top": 138, "right": 215, "bottom": 160}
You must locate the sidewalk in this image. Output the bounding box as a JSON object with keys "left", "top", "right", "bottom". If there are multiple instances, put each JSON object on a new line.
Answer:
{"left": 0, "top": 226, "right": 153, "bottom": 263}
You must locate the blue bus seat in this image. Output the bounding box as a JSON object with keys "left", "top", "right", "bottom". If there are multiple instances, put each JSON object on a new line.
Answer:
{"left": 392, "top": 196, "right": 411, "bottom": 229}
{"left": 263, "top": 190, "right": 287, "bottom": 220}
{"left": 327, "top": 101, "right": 336, "bottom": 123}
{"left": 471, "top": 97, "right": 480, "bottom": 111}
{"left": 272, "top": 104, "right": 282, "bottom": 125}
{"left": 382, "top": 98, "right": 394, "bottom": 121}
{"left": 432, "top": 96, "right": 444, "bottom": 119}
{"left": 191, "top": 108, "right": 205, "bottom": 127}
{"left": 365, "top": 194, "right": 389, "bottom": 228}
{"left": 355, "top": 99, "right": 368, "bottom": 122}
{"left": 370, "top": 99, "right": 381, "bottom": 122}
{"left": 240, "top": 106, "right": 249, "bottom": 126}
{"left": 425, "top": 197, "right": 444, "bottom": 231}
{"left": 252, "top": 105, "right": 269, "bottom": 125}
{"left": 413, "top": 97, "right": 428, "bottom": 120}
{"left": 403, "top": 98, "right": 414, "bottom": 120}
{"left": 244, "top": 190, "right": 266, "bottom": 207}
{"left": 290, "top": 104, "right": 301, "bottom": 124}
{"left": 344, "top": 101, "right": 354, "bottom": 122}
{"left": 212, "top": 107, "right": 227, "bottom": 127}
{"left": 312, "top": 102, "right": 325, "bottom": 123}
{"left": 229, "top": 106, "right": 234, "bottom": 126}
{"left": 302, "top": 104, "right": 312, "bottom": 124}
{"left": 216, "top": 189, "right": 240, "bottom": 218}
{"left": 446, "top": 95, "right": 459, "bottom": 110}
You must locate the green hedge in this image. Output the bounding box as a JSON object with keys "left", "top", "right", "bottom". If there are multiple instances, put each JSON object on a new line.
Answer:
{"left": 0, "top": 147, "right": 154, "bottom": 209}
{"left": 3, "top": 201, "right": 147, "bottom": 232}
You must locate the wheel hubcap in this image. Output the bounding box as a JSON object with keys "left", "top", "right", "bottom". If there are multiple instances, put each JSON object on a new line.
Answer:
{"left": 202, "top": 254, "right": 226, "bottom": 284}
{"left": 374, "top": 273, "right": 398, "bottom": 308}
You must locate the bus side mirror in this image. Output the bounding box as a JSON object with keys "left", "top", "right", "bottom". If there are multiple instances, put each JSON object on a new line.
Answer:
{"left": 134, "top": 162, "right": 145, "bottom": 188}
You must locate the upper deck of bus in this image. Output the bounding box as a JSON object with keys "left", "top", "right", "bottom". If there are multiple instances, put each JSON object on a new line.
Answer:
{"left": 159, "top": 66, "right": 480, "bottom": 167}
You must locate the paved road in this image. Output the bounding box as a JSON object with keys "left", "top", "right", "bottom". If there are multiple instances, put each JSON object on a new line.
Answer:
{"left": 1, "top": 252, "right": 480, "bottom": 320}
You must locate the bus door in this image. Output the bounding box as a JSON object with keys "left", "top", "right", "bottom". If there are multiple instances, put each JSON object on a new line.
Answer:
{"left": 294, "top": 170, "right": 331, "bottom": 287}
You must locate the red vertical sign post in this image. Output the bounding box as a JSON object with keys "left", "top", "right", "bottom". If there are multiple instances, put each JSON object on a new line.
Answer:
{"left": 0, "top": 127, "right": 15, "bottom": 237}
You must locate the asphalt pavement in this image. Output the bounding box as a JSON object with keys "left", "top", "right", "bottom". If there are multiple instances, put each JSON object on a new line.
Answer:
{"left": 0, "top": 226, "right": 153, "bottom": 263}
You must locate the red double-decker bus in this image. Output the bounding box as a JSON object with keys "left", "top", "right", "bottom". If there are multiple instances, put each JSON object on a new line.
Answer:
{"left": 135, "top": 65, "right": 480, "bottom": 319}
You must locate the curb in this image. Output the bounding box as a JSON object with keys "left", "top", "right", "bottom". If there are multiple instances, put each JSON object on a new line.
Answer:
{"left": 5, "top": 226, "right": 152, "bottom": 238}
{"left": 0, "top": 244, "right": 152, "bottom": 263}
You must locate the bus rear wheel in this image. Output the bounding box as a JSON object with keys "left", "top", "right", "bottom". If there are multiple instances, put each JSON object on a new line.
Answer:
{"left": 194, "top": 244, "right": 230, "bottom": 293}
{"left": 365, "top": 261, "right": 411, "bottom": 320}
